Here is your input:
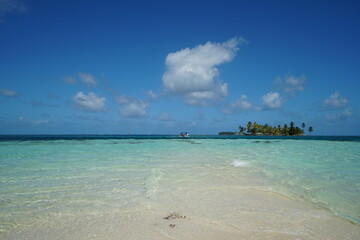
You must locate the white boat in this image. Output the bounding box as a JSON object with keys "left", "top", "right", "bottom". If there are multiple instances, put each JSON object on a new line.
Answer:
{"left": 179, "top": 132, "right": 189, "bottom": 137}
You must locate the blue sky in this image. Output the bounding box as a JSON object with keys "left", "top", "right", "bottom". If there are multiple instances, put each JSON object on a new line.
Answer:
{"left": 0, "top": 0, "right": 359, "bottom": 135}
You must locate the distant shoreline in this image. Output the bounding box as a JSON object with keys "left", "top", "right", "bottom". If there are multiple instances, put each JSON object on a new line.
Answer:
{"left": 218, "top": 132, "right": 303, "bottom": 136}
{"left": 0, "top": 134, "right": 359, "bottom": 142}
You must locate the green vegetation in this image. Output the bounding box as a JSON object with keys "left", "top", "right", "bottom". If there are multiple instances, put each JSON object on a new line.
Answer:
{"left": 308, "top": 126, "right": 314, "bottom": 135}
{"left": 220, "top": 121, "right": 314, "bottom": 136}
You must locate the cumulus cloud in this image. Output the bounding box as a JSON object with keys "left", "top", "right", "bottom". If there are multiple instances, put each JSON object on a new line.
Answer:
{"left": 223, "top": 94, "right": 253, "bottom": 114}
{"left": 116, "top": 95, "right": 148, "bottom": 118}
{"left": 78, "top": 72, "right": 97, "bottom": 87}
{"left": 0, "top": 88, "right": 18, "bottom": 97}
{"left": 121, "top": 102, "right": 147, "bottom": 118}
{"left": 73, "top": 92, "right": 106, "bottom": 112}
{"left": 262, "top": 92, "right": 283, "bottom": 110}
{"left": 162, "top": 37, "right": 246, "bottom": 106}
{"left": 322, "top": 91, "right": 348, "bottom": 110}
{"left": 230, "top": 95, "right": 252, "bottom": 110}
{"left": 273, "top": 75, "right": 306, "bottom": 96}
{"left": 184, "top": 82, "right": 228, "bottom": 106}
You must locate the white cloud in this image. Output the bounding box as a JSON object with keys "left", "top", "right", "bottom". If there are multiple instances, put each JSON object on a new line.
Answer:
{"left": 116, "top": 95, "right": 148, "bottom": 118}
{"left": 184, "top": 82, "right": 228, "bottom": 106}
{"left": 230, "top": 95, "right": 252, "bottom": 110}
{"left": 322, "top": 91, "right": 348, "bottom": 110}
{"left": 115, "top": 95, "right": 132, "bottom": 105}
{"left": 262, "top": 92, "right": 283, "bottom": 110}
{"left": 326, "top": 108, "right": 354, "bottom": 121}
{"left": 73, "top": 92, "right": 106, "bottom": 112}
{"left": 63, "top": 76, "right": 77, "bottom": 85}
{"left": 223, "top": 94, "right": 253, "bottom": 114}
{"left": 78, "top": 72, "right": 97, "bottom": 87}
{"left": 145, "top": 90, "right": 158, "bottom": 100}
{"left": 162, "top": 37, "right": 245, "bottom": 106}
{"left": 120, "top": 101, "right": 147, "bottom": 118}
{"left": 0, "top": 88, "right": 18, "bottom": 97}
{"left": 273, "top": 75, "right": 306, "bottom": 96}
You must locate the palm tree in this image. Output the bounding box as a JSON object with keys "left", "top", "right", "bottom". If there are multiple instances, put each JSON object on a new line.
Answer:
{"left": 294, "top": 127, "right": 303, "bottom": 135}
{"left": 289, "top": 121, "right": 295, "bottom": 135}
{"left": 246, "top": 121, "right": 252, "bottom": 134}
{"left": 239, "top": 126, "right": 245, "bottom": 134}
{"left": 252, "top": 122, "right": 259, "bottom": 134}
{"left": 283, "top": 124, "right": 288, "bottom": 135}
{"left": 301, "top": 122, "right": 305, "bottom": 129}
{"left": 308, "top": 126, "right": 314, "bottom": 135}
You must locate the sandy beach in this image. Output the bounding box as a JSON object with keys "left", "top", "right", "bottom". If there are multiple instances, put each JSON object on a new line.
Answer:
{"left": 3, "top": 185, "right": 360, "bottom": 240}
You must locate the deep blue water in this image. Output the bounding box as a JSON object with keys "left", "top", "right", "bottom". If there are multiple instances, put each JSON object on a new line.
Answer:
{"left": 0, "top": 134, "right": 359, "bottom": 142}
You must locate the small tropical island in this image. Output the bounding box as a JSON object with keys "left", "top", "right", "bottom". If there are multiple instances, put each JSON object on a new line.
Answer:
{"left": 219, "top": 121, "right": 314, "bottom": 136}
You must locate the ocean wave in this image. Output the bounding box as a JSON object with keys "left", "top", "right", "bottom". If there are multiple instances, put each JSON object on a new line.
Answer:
{"left": 145, "top": 168, "right": 163, "bottom": 199}
{"left": 232, "top": 160, "right": 249, "bottom": 167}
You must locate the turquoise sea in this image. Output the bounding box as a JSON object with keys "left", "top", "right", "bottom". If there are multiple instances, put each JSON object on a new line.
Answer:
{"left": 0, "top": 135, "right": 359, "bottom": 239}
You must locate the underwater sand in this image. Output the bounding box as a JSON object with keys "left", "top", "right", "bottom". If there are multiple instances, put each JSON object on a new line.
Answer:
{"left": 1, "top": 137, "right": 359, "bottom": 239}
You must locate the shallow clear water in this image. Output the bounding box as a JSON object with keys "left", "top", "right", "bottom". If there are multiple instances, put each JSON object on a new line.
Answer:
{"left": 241, "top": 139, "right": 360, "bottom": 223}
{"left": 0, "top": 136, "right": 359, "bottom": 237}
